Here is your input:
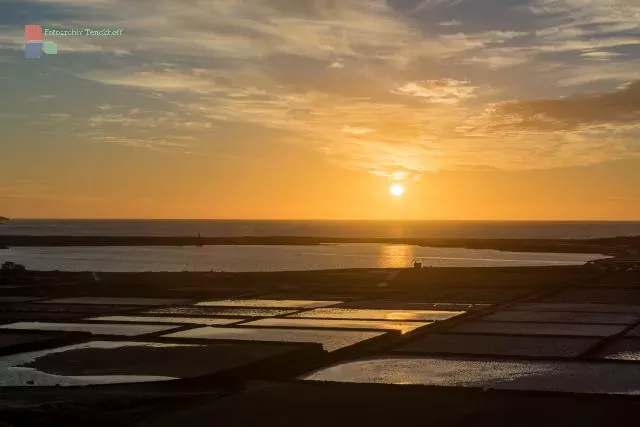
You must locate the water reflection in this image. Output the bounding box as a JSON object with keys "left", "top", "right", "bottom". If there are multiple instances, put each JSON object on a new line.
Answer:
{"left": 0, "top": 244, "right": 605, "bottom": 272}
{"left": 377, "top": 245, "right": 415, "bottom": 268}
{"left": 163, "top": 327, "right": 385, "bottom": 352}
{"left": 242, "top": 318, "right": 430, "bottom": 334}
{"left": 0, "top": 322, "right": 177, "bottom": 336}
{"left": 291, "top": 308, "right": 464, "bottom": 321}
{"left": 302, "top": 357, "right": 640, "bottom": 394}
{"left": 195, "top": 299, "right": 342, "bottom": 308}
{"left": 0, "top": 341, "right": 193, "bottom": 387}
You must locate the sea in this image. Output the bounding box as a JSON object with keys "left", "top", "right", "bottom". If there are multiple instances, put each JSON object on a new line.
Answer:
{"left": 2, "top": 220, "right": 640, "bottom": 239}
{"left": 1, "top": 220, "right": 636, "bottom": 272}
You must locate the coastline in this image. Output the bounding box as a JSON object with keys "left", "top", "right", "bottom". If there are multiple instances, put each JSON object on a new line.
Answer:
{"left": 1, "top": 235, "right": 638, "bottom": 257}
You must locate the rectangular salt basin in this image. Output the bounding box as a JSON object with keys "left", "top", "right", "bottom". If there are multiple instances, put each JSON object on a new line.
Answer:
{"left": 595, "top": 338, "right": 640, "bottom": 361}
{"left": 243, "top": 318, "right": 431, "bottom": 334}
{"left": 395, "top": 334, "right": 599, "bottom": 358}
{"left": 196, "top": 299, "right": 341, "bottom": 309}
{"left": 1, "top": 339, "right": 319, "bottom": 387}
{"left": 0, "top": 341, "right": 185, "bottom": 387}
{"left": 145, "top": 307, "right": 297, "bottom": 317}
{"left": 0, "top": 331, "right": 71, "bottom": 351}
{"left": 545, "top": 290, "right": 640, "bottom": 304}
{"left": 5, "top": 303, "right": 141, "bottom": 316}
{"left": 452, "top": 321, "right": 625, "bottom": 337}
{"left": 0, "top": 312, "right": 82, "bottom": 322}
{"left": 0, "top": 297, "right": 41, "bottom": 303}
{"left": 303, "top": 357, "right": 640, "bottom": 395}
{"left": 259, "top": 293, "right": 355, "bottom": 301}
{"left": 482, "top": 310, "right": 638, "bottom": 325}
{"left": 0, "top": 322, "right": 178, "bottom": 336}
{"left": 289, "top": 308, "right": 464, "bottom": 321}
{"left": 40, "top": 297, "right": 188, "bottom": 306}
{"left": 163, "top": 327, "right": 385, "bottom": 352}
{"left": 510, "top": 303, "right": 640, "bottom": 314}
{"left": 88, "top": 316, "right": 243, "bottom": 326}
{"left": 337, "top": 300, "right": 490, "bottom": 311}
{"left": 626, "top": 324, "right": 640, "bottom": 337}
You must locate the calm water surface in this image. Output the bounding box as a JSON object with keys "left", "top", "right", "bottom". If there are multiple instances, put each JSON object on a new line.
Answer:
{"left": 0, "top": 244, "right": 604, "bottom": 272}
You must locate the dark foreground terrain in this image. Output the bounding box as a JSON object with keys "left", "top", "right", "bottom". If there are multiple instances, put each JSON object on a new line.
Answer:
{"left": 1, "top": 266, "right": 640, "bottom": 426}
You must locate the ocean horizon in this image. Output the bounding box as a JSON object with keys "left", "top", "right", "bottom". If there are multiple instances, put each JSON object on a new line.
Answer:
{"left": 1, "top": 219, "right": 639, "bottom": 240}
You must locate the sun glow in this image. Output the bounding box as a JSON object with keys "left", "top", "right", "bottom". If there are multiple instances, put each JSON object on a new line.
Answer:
{"left": 390, "top": 183, "right": 405, "bottom": 197}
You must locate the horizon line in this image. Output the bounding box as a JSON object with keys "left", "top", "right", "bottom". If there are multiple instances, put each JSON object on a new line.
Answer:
{"left": 3, "top": 218, "right": 640, "bottom": 223}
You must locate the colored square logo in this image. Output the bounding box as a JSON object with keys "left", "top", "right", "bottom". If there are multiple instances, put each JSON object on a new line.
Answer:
{"left": 25, "top": 41, "right": 43, "bottom": 59}
{"left": 43, "top": 42, "right": 57, "bottom": 55}
{"left": 25, "top": 24, "right": 42, "bottom": 41}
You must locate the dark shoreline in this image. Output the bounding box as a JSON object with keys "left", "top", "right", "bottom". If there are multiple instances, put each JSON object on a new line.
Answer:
{"left": 1, "top": 235, "right": 639, "bottom": 256}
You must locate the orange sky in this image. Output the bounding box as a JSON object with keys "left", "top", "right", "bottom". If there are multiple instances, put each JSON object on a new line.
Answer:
{"left": 2, "top": 141, "right": 638, "bottom": 220}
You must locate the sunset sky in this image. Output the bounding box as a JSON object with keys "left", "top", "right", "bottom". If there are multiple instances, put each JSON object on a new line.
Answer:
{"left": 1, "top": 0, "right": 639, "bottom": 220}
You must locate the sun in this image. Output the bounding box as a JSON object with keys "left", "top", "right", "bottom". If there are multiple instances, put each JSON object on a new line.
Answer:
{"left": 389, "top": 183, "right": 405, "bottom": 197}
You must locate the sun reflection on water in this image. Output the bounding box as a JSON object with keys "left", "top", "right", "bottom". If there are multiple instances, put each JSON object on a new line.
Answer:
{"left": 377, "top": 244, "right": 415, "bottom": 268}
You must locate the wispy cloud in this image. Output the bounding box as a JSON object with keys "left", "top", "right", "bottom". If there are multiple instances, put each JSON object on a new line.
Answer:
{"left": 3, "top": 0, "right": 639, "bottom": 174}
{"left": 391, "top": 79, "right": 476, "bottom": 104}
{"left": 489, "top": 81, "right": 640, "bottom": 130}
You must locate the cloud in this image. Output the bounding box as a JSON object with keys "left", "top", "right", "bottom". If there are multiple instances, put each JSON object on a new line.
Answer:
{"left": 4, "top": 0, "right": 640, "bottom": 172}
{"left": 81, "top": 70, "right": 219, "bottom": 93}
{"left": 171, "top": 81, "right": 640, "bottom": 172}
{"left": 553, "top": 61, "right": 640, "bottom": 86}
{"left": 391, "top": 79, "right": 476, "bottom": 104}
{"left": 529, "top": 0, "right": 640, "bottom": 53}
{"left": 439, "top": 20, "right": 462, "bottom": 26}
{"left": 580, "top": 51, "right": 624, "bottom": 60}
{"left": 258, "top": 0, "right": 347, "bottom": 19}
{"left": 463, "top": 48, "right": 534, "bottom": 69}
{"left": 44, "top": 113, "right": 71, "bottom": 123}
{"left": 409, "top": 0, "right": 466, "bottom": 13}
{"left": 489, "top": 81, "right": 640, "bottom": 130}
